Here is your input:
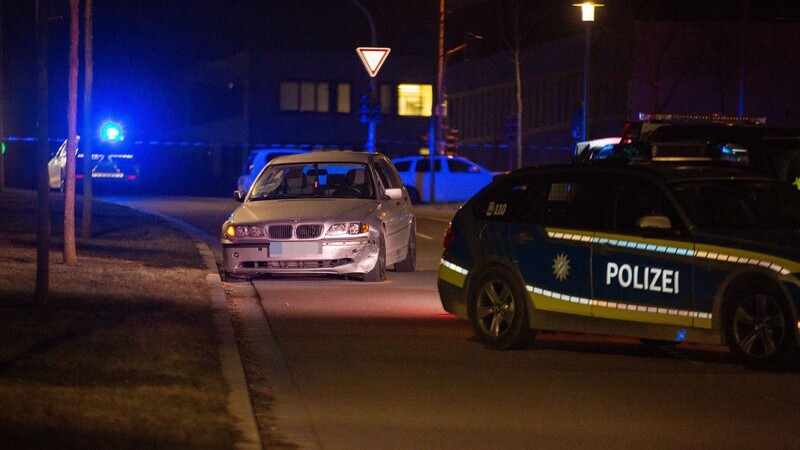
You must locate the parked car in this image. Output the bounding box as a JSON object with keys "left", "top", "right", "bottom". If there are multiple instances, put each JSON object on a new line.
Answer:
{"left": 47, "top": 138, "right": 140, "bottom": 192}
{"left": 237, "top": 148, "right": 309, "bottom": 192}
{"left": 392, "top": 155, "right": 496, "bottom": 203}
{"left": 438, "top": 155, "right": 800, "bottom": 369}
{"left": 615, "top": 112, "right": 800, "bottom": 187}
{"left": 223, "top": 151, "right": 416, "bottom": 281}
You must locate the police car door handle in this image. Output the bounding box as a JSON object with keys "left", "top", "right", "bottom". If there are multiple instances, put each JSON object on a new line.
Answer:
{"left": 513, "top": 232, "right": 535, "bottom": 244}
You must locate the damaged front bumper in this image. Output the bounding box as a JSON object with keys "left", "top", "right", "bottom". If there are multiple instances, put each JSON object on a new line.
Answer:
{"left": 222, "top": 236, "right": 380, "bottom": 277}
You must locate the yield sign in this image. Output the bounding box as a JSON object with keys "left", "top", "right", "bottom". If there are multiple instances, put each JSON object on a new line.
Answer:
{"left": 356, "top": 47, "right": 391, "bottom": 77}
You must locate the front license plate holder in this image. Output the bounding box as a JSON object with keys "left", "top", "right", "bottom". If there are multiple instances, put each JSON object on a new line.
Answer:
{"left": 271, "top": 242, "right": 322, "bottom": 257}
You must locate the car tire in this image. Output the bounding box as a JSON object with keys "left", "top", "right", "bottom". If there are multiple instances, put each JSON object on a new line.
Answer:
{"left": 724, "top": 284, "right": 797, "bottom": 369}
{"left": 223, "top": 270, "right": 250, "bottom": 283}
{"left": 468, "top": 266, "right": 533, "bottom": 350}
{"left": 362, "top": 233, "right": 386, "bottom": 282}
{"left": 407, "top": 187, "right": 422, "bottom": 204}
{"left": 394, "top": 222, "right": 416, "bottom": 273}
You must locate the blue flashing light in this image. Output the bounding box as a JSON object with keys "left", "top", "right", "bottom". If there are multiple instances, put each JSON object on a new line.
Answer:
{"left": 101, "top": 122, "right": 124, "bottom": 142}
{"left": 676, "top": 329, "right": 687, "bottom": 342}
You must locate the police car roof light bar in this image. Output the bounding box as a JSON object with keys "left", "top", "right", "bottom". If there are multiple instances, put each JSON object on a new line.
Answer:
{"left": 638, "top": 112, "right": 767, "bottom": 125}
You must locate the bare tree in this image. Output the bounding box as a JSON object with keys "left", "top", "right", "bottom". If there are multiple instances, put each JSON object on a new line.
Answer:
{"left": 0, "top": 0, "right": 5, "bottom": 193}
{"left": 63, "top": 0, "right": 79, "bottom": 264}
{"left": 80, "top": 0, "right": 93, "bottom": 238}
{"left": 631, "top": 23, "right": 704, "bottom": 113}
{"left": 35, "top": 0, "right": 51, "bottom": 306}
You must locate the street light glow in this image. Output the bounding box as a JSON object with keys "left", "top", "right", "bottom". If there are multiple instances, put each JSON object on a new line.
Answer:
{"left": 574, "top": 2, "right": 603, "bottom": 22}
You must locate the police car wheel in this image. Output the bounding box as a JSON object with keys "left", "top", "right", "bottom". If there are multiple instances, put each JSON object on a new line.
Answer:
{"left": 725, "top": 285, "right": 797, "bottom": 369}
{"left": 468, "top": 267, "right": 533, "bottom": 350}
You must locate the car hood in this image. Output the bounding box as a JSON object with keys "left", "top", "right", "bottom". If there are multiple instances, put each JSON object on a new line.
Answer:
{"left": 231, "top": 198, "right": 377, "bottom": 223}
{"left": 695, "top": 229, "right": 800, "bottom": 262}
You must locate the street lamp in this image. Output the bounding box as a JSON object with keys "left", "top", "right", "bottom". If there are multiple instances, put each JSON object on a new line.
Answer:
{"left": 573, "top": 2, "right": 602, "bottom": 142}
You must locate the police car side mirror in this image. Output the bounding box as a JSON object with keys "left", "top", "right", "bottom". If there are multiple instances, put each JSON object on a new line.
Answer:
{"left": 233, "top": 190, "right": 245, "bottom": 203}
{"left": 635, "top": 215, "right": 672, "bottom": 230}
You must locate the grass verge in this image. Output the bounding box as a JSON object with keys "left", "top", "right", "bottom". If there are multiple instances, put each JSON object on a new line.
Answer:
{"left": 0, "top": 189, "right": 238, "bottom": 448}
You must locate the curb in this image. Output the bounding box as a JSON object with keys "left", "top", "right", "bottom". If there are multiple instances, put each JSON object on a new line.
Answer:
{"left": 197, "top": 242, "right": 262, "bottom": 450}
{"left": 107, "top": 201, "right": 262, "bottom": 449}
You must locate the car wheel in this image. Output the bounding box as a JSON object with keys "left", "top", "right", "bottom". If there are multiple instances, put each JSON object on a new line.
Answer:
{"left": 223, "top": 270, "right": 250, "bottom": 283}
{"left": 362, "top": 233, "right": 386, "bottom": 282}
{"left": 725, "top": 284, "right": 797, "bottom": 369}
{"left": 468, "top": 266, "right": 533, "bottom": 349}
{"left": 394, "top": 221, "right": 416, "bottom": 273}
{"left": 407, "top": 187, "right": 422, "bottom": 204}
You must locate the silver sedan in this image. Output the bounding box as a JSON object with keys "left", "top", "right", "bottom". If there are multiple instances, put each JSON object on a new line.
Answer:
{"left": 222, "top": 151, "right": 416, "bottom": 281}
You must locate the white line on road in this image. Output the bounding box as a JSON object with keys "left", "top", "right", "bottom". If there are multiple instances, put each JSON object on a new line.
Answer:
{"left": 416, "top": 232, "right": 434, "bottom": 240}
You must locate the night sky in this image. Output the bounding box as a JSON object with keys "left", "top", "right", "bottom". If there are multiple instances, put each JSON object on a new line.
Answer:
{"left": 2, "top": 0, "right": 800, "bottom": 139}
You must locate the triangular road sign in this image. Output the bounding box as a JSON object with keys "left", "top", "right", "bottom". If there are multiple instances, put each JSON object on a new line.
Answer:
{"left": 356, "top": 47, "right": 391, "bottom": 77}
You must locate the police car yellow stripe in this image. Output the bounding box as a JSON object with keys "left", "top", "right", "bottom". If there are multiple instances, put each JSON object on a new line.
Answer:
{"left": 438, "top": 259, "right": 468, "bottom": 288}
{"left": 527, "top": 284, "right": 711, "bottom": 327}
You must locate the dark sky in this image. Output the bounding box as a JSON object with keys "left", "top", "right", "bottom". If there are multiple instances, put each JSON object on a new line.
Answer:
{"left": 3, "top": 0, "right": 800, "bottom": 139}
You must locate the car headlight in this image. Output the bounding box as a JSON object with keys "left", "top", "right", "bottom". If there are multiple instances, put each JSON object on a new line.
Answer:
{"left": 226, "top": 225, "right": 264, "bottom": 238}
{"left": 326, "top": 222, "right": 369, "bottom": 236}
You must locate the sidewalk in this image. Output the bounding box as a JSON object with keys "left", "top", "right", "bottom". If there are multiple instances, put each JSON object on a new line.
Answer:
{"left": 0, "top": 189, "right": 260, "bottom": 449}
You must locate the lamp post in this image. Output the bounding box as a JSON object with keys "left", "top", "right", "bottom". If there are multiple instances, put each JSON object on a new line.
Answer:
{"left": 574, "top": 2, "right": 602, "bottom": 142}
{"left": 349, "top": 0, "right": 378, "bottom": 153}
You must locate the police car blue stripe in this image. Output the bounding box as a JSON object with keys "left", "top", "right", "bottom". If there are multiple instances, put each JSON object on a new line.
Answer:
{"left": 549, "top": 231, "right": 791, "bottom": 275}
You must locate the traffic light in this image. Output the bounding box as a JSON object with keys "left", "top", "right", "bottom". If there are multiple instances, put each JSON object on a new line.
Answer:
{"left": 445, "top": 127, "right": 459, "bottom": 153}
{"left": 100, "top": 121, "right": 124, "bottom": 142}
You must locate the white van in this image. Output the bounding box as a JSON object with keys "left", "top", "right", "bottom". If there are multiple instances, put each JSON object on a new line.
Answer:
{"left": 237, "top": 148, "right": 309, "bottom": 192}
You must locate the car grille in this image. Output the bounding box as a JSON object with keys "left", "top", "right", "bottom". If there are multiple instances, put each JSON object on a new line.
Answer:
{"left": 268, "top": 225, "right": 292, "bottom": 239}
{"left": 296, "top": 224, "right": 323, "bottom": 239}
{"left": 267, "top": 224, "right": 323, "bottom": 239}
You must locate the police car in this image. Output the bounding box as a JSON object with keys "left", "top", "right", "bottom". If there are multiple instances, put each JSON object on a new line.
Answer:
{"left": 437, "top": 153, "right": 800, "bottom": 369}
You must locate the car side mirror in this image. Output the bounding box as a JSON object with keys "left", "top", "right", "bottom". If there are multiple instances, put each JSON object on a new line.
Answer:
{"left": 384, "top": 187, "right": 403, "bottom": 200}
{"left": 233, "top": 190, "right": 245, "bottom": 202}
{"left": 635, "top": 215, "right": 671, "bottom": 230}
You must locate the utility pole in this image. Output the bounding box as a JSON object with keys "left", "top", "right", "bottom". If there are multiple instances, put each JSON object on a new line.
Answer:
{"left": 432, "top": 0, "right": 445, "bottom": 204}
{"left": 349, "top": 0, "right": 378, "bottom": 153}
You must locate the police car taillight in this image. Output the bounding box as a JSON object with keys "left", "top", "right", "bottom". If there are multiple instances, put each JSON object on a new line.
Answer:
{"left": 442, "top": 224, "right": 457, "bottom": 249}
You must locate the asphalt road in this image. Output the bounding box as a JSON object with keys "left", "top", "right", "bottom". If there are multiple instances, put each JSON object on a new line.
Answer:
{"left": 107, "top": 196, "right": 800, "bottom": 449}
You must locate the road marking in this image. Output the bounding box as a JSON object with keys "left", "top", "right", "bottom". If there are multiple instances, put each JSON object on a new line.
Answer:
{"left": 416, "top": 232, "right": 434, "bottom": 240}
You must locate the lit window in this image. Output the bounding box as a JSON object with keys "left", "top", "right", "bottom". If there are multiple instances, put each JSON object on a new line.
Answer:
{"left": 337, "top": 83, "right": 351, "bottom": 113}
{"left": 279, "top": 82, "right": 299, "bottom": 111}
{"left": 300, "top": 82, "right": 316, "bottom": 111}
{"left": 397, "top": 84, "right": 432, "bottom": 117}
{"left": 280, "top": 81, "right": 332, "bottom": 112}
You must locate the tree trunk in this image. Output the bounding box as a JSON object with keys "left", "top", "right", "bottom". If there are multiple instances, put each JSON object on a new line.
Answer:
{"left": 35, "top": 0, "right": 51, "bottom": 306}
{"left": 80, "top": 0, "right": 93, "bottom": 239}
{"left": 63, "top": 0, "right": 79, "bottom": 264}
{"left": 0, "top": 0, "right": 5, "bottom": 193}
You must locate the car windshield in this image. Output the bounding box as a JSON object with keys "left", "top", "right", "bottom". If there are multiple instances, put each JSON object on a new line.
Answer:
{"left": 249, "top": 162, "right": 374, "bottom": 200}
{"left": 671, "top": 179, "right": 800, "bottom": 231}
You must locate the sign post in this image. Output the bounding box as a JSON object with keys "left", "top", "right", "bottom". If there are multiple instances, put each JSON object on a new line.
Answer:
{"left": 356, "top": 47, "right": 390, "bottom": 153}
